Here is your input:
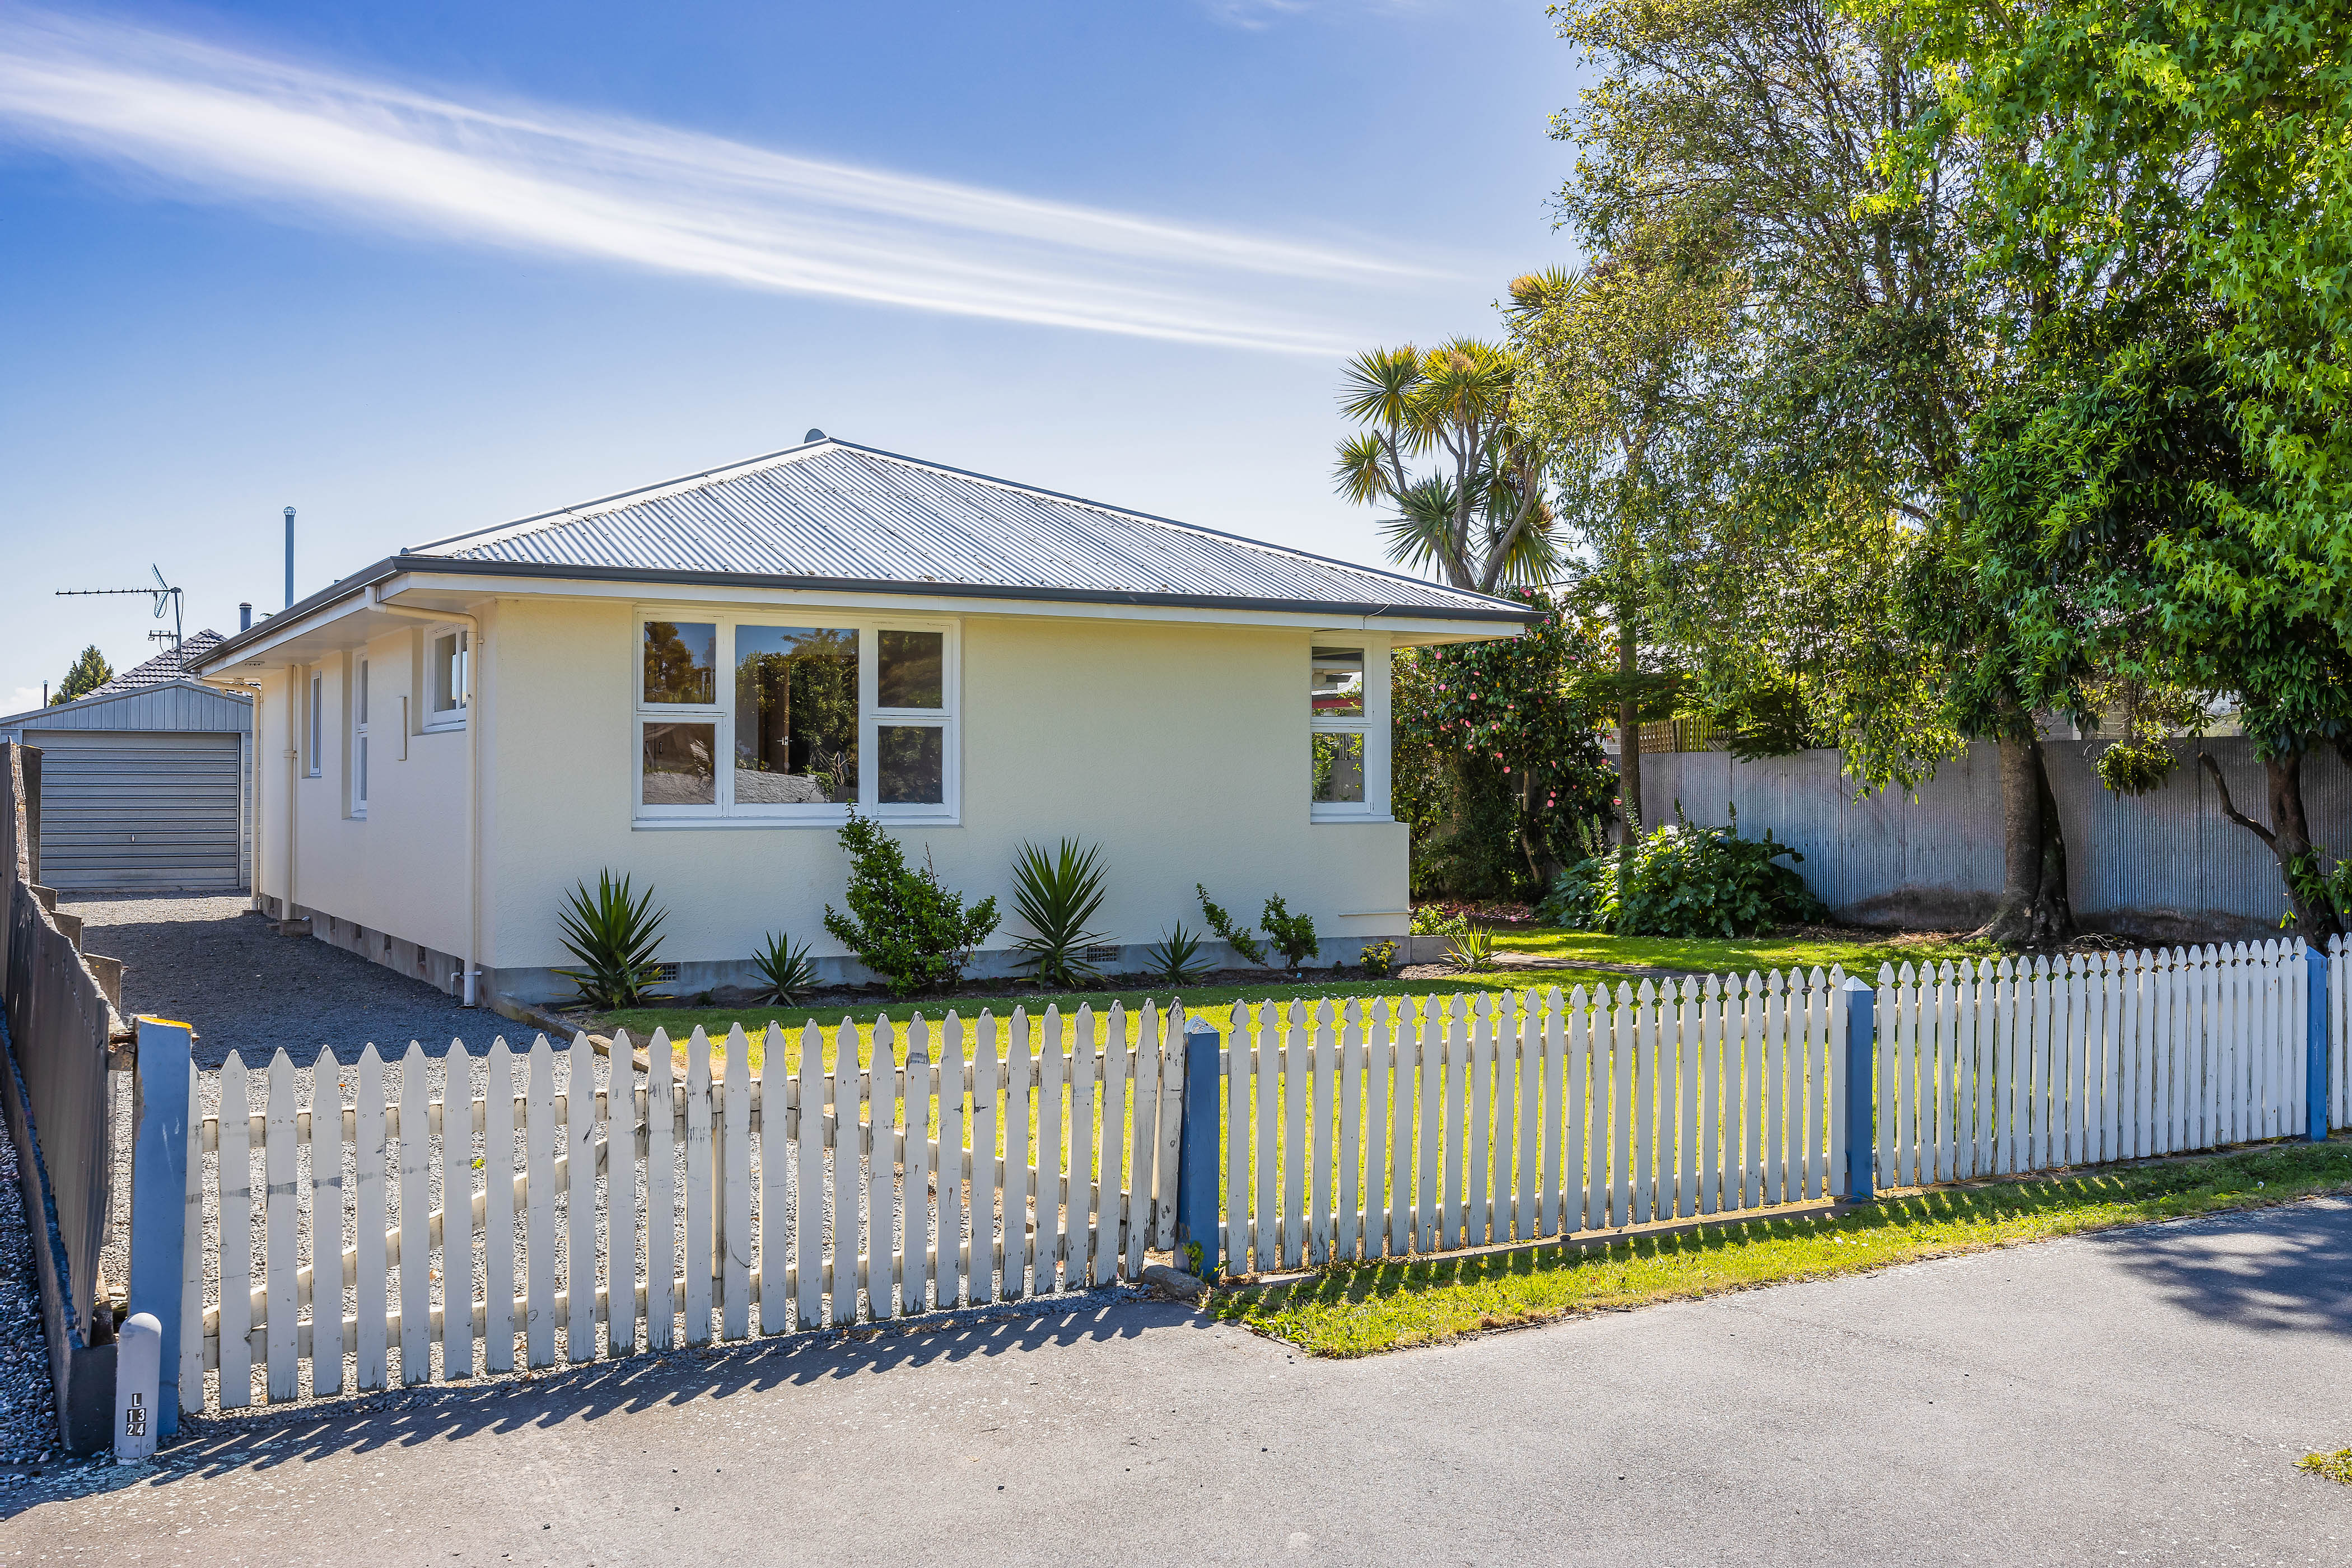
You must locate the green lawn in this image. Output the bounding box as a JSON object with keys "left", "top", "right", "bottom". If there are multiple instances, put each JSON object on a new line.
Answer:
{"left": 1206, "top": 1141, "right": 2352, "bottom": 1356}
{"left": 592, "top": 925, "right": 1995, "bottom": 1067}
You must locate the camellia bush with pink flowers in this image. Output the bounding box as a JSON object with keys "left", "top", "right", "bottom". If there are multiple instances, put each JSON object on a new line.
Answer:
{"left": 1393, "top": 589, "right": 1616, "bottom": 900}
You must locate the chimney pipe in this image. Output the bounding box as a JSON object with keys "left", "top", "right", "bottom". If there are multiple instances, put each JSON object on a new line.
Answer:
{"left": 283, "top": 506, "right": 296, "bottom": 609}
{"left": 239, "top": 601, "right": 253, "bottom": 632}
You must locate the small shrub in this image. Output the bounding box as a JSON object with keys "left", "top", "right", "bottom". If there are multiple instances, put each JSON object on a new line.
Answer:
{"left": 1259, "top": 895, "right": 1318, "bottom": 976}
{"left": 1359, "top": 939, "right": 1398, "bottom": 978}
{"left": 823, "top": 810, "right": 1000, "bottom": 997}
{"left": 1146, "top": 922, "right": 1213, "bottom": 985}
{"left": 1196, "top": 884, "right": 1268, "bottom": 966}
{"left": 554, "top": 870, "right": 670, "bottom": 1009}
{"left": 1410, "top": 906, "right": 1456, "bottom": 935}
{"left": 1538, "top": 804, "right": 1826, "bottom": 938}
{"left": 1009, "top": 838, "right": 1109, "bottom": 988}
{"left": 750, "top": 931, "right": 819, "bottom": 1005}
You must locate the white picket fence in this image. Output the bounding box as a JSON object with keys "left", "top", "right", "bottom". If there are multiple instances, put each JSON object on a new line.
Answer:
{"left": 173, "top": 939, "right": 2352, "bottom": 1413}
{"left": 1214, "top": 972, "right": 1854, "bottom": 1271}
{"left": 184, "top": 1005, "right": 1184, "bottom": 1414}
{"left": 1875, "top": 940, "right": 2348, "bottom": 1186}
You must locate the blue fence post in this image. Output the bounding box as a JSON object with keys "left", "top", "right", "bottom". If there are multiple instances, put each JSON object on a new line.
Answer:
{"left": 1842, "top": 977, "right": 1875, "bottom": 1203}
{"left": 2308, "top": 941, "right": 2331, "bottom": 1142}
{"left": 1172, "top": 1016, "right": 1223, "bottom": 1275}
{"left": 126, "top": 1016, "right": 193, "bottom": 1439}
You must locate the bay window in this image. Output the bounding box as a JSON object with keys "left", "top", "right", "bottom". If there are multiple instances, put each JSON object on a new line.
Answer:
{"left": 636, "top": 611, "right": 955, "bottom": 824}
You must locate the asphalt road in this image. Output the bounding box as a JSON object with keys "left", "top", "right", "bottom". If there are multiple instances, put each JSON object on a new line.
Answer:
{"left": 11, "top": 1198, "right": 2350, "bottom": 1566}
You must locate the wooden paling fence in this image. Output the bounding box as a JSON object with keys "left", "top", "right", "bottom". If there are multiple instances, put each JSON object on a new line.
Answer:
{"left": 1214, "top": 973, "right": 1854, "bottom": 1272}
{"left": 1873, "top": 940, "right": 2338, "bottom": 1187}
{"left": 185, "top": 1005, "right": 1185, "bottom": 1414}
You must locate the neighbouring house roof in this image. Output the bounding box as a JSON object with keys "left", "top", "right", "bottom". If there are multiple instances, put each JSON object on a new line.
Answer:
{"left": 88, "top": 631, "right": 227, "bottom": 697}
{"left": 197, "top": 437, "right": 1537, "bottom": 673}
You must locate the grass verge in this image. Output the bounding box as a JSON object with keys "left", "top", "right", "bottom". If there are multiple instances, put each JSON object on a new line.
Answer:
{"left": 1206, "top": 1142, "right": 2352, "bottom": 1357}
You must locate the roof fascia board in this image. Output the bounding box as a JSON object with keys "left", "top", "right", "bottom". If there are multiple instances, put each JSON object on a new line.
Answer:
{"left": 194, "top": 559, "right": 403, "bottom": 671}
{"left": 378, "top": 557, "right": 1538, "bottom": 628}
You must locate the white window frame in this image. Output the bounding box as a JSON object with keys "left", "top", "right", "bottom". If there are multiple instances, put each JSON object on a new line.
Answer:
{"left": 305, "top": 668, "right": 323, "bottom": 778}
{"left": 631, "top": 609, "right": 959, "bottom": 828}
{"left": 351, "top": 654, "right": 370, "bottom": 819}
{"left": 1309, "top": 640, "right": 1389, "bottom": 823}
{"left": 423, "top": 627, "right": 469, "bottom": 732}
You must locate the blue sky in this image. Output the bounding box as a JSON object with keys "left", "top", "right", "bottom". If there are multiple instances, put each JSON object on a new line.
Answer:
{"left": 0, "top": 1, "right": 1588, "bottom": 711}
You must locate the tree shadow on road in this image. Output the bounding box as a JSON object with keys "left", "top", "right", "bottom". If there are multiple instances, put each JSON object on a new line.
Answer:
{"left": 2087, "top": 1195, "right": 2352, "bottom": 1337}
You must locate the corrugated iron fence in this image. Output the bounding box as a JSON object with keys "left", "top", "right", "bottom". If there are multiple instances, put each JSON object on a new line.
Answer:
{"left": 1641, "top": 738, "right": 2345, "bottom": 938}
{"left": 0, "top": 739, "right": 121, "bottom": 1452}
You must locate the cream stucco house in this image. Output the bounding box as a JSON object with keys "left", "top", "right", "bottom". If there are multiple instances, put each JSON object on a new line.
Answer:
{"left": 194, "top": 435, "right": 1533, "bottom": 1009}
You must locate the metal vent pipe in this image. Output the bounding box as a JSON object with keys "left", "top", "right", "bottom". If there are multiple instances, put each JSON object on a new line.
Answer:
{"left": 283, "top": 506, "right": 295, "bottom": 609}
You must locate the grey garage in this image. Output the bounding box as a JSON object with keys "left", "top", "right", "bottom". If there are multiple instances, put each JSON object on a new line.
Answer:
{"left": 0, "top": 632, "right": 252, "bottom": 892}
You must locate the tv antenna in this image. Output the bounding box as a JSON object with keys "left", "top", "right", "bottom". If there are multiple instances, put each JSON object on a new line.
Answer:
{"left": 57, "top": 565, "right": 184, "bottom": 657}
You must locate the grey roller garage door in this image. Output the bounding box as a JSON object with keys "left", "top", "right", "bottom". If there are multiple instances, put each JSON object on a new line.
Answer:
{"left": 26, "top": 729, "right": 245, "bottom": 892}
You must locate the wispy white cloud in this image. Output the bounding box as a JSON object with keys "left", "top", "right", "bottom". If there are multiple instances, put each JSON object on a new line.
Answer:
{"left": 0, "top": 10, "right": 1436, "bottom": 353}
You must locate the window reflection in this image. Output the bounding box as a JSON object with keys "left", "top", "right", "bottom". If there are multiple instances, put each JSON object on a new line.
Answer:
{"left": 734, "top": 626, "right": 858, "bottom": 805}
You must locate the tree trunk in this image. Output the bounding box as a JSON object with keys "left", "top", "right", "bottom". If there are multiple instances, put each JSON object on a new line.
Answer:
{"left": 2200, "top": 748, "right": 2342, "bottom": 939}
{"left": 1615, "top": 618, "right": 1642, "bottom": 849}
{"left": 1517, "top": 770, "right": 1562, "bottom": 891}
{"left": 1976, "top": 735, "right": 2075, "bottom": 947}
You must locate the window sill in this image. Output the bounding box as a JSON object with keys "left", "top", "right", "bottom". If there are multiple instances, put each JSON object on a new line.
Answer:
{"left": 419, "top": 717, "right": 466, "bottom": 734}
{"left": 633, "top": 812, "right": 960, "bottom": 831}
{"left": 1310, "top": 808, "right": 1393, "bottom": 825}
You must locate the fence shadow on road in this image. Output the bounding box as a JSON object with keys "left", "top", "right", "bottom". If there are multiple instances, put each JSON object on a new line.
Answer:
{"left": 2093, "top": 1196, "right": 2352, "bottom": 1337}
{"left": 13, "top": 1292, "right": 1203, "bottom": 1511}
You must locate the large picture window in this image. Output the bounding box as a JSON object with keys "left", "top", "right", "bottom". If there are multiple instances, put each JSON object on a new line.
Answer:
{"left": 634, "top": 612, "right": 955, "bottom": 824}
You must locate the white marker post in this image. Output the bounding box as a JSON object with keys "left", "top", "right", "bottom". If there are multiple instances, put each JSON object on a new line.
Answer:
{"left": 115, "top": 1313, "right": 161, "bottom": 1463}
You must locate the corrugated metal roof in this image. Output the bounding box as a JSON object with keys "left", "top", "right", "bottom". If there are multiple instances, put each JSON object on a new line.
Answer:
{"left": 409, "top": 438, "right": 1529, "bottom": 619}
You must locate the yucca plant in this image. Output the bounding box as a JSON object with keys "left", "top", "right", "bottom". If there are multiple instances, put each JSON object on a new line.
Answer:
{"left": 751, "top": 931, "right": 819, "bottom": 1005}
{"left": 1009, "top": 837, "right": 1109, "bottom": 988}
{"left": 554, "top": 870, "right": 670, "bottom": 1009}
{"left": 1446, "top": 921, "right": 1495, "bottom": 970}
{"left": 1145, "top": 922, "right": 1212, "bottom": 986}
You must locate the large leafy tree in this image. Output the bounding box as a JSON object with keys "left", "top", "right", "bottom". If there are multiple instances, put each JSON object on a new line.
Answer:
{"left": 1332, "top": 339, "right": 1562, "bottom": 594}
{"left": 1905, "top": 0, "right": 2352, "bottom": 936}
{"left": 1508, "top": 229, "right": 1737, "bottom": 846}
{"left": 1547, "top": 0, "right": 2087, "bottom": 942}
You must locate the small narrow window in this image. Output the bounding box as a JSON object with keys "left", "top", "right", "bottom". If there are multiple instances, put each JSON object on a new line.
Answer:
{"left": 1309, "top": 645, "right": 1371, "bottom": 814}
{"left": 643, "top": 620, "right": 716, "bottom": 704}
{"left": 427, "top": 628, "right": 471, "bottom": 727}
{"left": 307, "top": 669, "right": 323, "bottom": 777}
{"left": 352, "top": 656, "right": 369, "bottom": 816}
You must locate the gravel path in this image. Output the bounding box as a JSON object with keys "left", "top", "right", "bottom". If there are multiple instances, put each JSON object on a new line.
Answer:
{"left": 62, "top": 893, "right": 474, "bottom": 1071}
{"left": 0, "top": 1116, "right": 62, "bottom": 1477}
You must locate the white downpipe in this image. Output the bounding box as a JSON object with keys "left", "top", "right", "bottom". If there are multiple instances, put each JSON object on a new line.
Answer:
{"left": 367, "top": 588, "right": 482, "bottom": 1007}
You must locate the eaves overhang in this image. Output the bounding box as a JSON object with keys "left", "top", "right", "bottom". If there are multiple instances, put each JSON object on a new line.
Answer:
{"left": 194, "top": 554, "right": 1538, "bottom": 673}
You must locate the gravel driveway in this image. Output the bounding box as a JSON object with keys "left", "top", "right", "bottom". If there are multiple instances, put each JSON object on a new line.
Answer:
{"left": 62, "top": 894, "right": 475, "bottom": 1070}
